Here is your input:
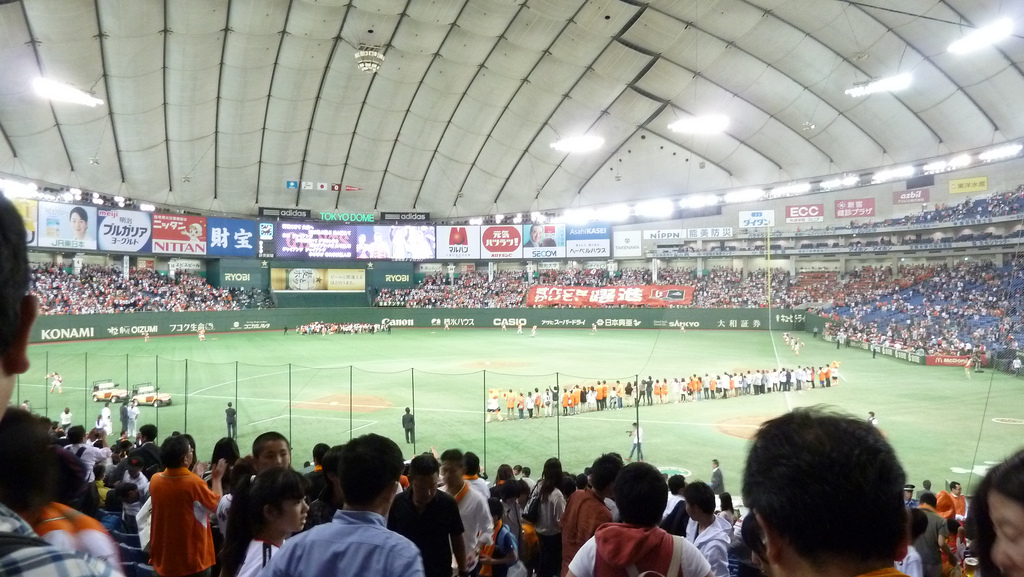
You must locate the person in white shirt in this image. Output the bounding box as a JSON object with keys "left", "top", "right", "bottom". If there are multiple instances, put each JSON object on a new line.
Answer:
{"left": 59, "top": 407, "right": 73, "bottom": 430}
{"left": 462, "top": 452, "right": 490, "bottom": 501}
{"left": 683, "top": 482, "right": 730, "bottom": 577}
{"left": 220, "top": 467, "right": 309, "bottom": 577}
{"left": 126, "top": 400, "right": 140, "bottom": 438}
{"left": 64, "top": 426, "right": 112, "bottom": 483}
{"left": 895, "top": 508, "right": 928, "bottom": 577}
{"left": 100, "top": 402, "right": 113, "bottom": 435}
{"left": 440, "top": 449, "right": 494, "bottom": 575}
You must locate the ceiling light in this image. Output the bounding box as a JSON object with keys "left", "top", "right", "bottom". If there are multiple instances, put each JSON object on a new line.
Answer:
{"left": 845, "top": 73, "right": 912, "bottom": 98}
{"left": 564, "top": 208, "right": 596, "bottom": 225}
{"left": 512, "top": 214, "right": 523, "bottom": 224}
{"left": 550, "top": 135, "right": 604, "bottom": 153}
{"left": 680, "top": 195, "right": 718, "bottom": 210}
{"left": 872, "top": 166, "right": 915, "bottom": 183}
{"left": 948, "top": 154, "right": 972, "bottom": 169}
{"left": 139, "top": 203, "right": 156, "bottom": 212}
{"left": 923, "top": 160, "right": 947, "bottom": 174}
{"left": 494, "top": 214, "right": 504, "bottom": 223}
{"left": 979, "top": 143, "right": 1023, "bottom": 162}
{"left": 530, "top": 212, "right": 545, "bottom": 223}
{"left": 723, "top": 189, "right": 764, "bottom": 203}
{"left": 33, "top": 78, "right": 104, "bottom": 107}
{"left": 634, "top": 199, "right": 674, "bottom": 217}
{"left": 668, "top": 115, "right": 729, "bottom": 134}
{"left": 355, "top": 45, "right": 385, "bottom": 73}
{"left": 769, "top": 183, "right": 811, "bottom": 198}
{"left": 948, "top": 18, "right": 1013, "bottom": 54}
{"left": 820, "top": 176, "right": 860, "bottom": 190}
{"left": 596, "top": 205, "right": 630, "bottom": 222}
{"left": 468, "top": 217, "right": 483, "bottom": 226}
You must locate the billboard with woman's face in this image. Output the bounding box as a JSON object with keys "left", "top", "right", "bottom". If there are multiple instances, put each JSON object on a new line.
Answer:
{"left": 37, "top": 202, "right": 97, "bottom": 250}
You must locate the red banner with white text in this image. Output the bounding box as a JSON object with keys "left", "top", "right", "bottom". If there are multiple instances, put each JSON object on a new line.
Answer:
{"left": 926, "top": 354, "right": 985, "bottom": 367}
{"left": 527, "top": 285, "right": 694, "bottom": 307}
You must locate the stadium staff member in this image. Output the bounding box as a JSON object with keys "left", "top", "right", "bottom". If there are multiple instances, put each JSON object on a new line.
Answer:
{"left": 0, "top": 195, "right": 118, "bottom": 574}
{"left": 742, "top": 408, "right": 912, "bottom": 577}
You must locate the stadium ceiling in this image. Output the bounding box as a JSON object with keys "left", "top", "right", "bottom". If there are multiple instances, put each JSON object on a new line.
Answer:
{"left": 0, "top": 0, "right": 1022, "bottom": 219}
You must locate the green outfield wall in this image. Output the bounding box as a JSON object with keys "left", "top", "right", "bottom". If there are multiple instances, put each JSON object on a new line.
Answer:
{"left": 30, "top": 308, "right": 808, "bottom": 343}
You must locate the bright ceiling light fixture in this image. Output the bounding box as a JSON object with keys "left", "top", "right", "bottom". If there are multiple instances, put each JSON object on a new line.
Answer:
{"left": 844, "top": 73, "right": 912, "bottom": 98}
{"left": 723, "top": 189, "right": 764, "bottom": 203}
{"left": 679, "top": 195, "right": 718, "bottom": 210}
{"left": 596, "top": 205, "right": 630, "bottom": 222}
{"left": 668, "top": 114, "right": 729, "bottom": 134}
{"left": 872, "top": 165, "right": 915, "bottom": 183}
{"left": 564, "top": 208, "right": 596, "bottom": 225}
{"left": 948, "top": 18, "right": 1013, "bottom": 54}
{"left": 948, "top": 154, "right": 972, "bottom": 169}
{"left": 33, "top": 78, "right": 104, "bottom": 107}
{"left": 634, "top": 199, "right": 674, "bottom": 217}
{"left": 769, "top": 183, "right": 811, "bottom": 198}
{"left": 550, "top": 135, "right": 605, "bottom": 153}
{"left": 979, "top": 143, "right": 1023, "bottom": 162}
{"left": 820, "top": 176, "right": 860, "bottom": 190}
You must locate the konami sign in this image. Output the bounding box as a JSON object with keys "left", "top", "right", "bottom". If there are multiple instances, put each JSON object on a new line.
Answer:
{"left": 785, "top": 204, "right": 824, "bottom": 224}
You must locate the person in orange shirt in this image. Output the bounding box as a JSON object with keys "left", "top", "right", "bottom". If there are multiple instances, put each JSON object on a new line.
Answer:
{"left": 571, "top": 387, "right": 581, "bottom": 415}
{"left": 936, "top": 481, "right": 967, "bottom": 520}
{"left": 595, "top": 383, "right": 605, "bottom": 411}
{"left": 561, "top": 390, "right": 570, "bottom": 416}
{"left": 709, "top": 377, "right": 718, "bottom": 399}
{"left": 505, "top": 390, "right": 515, "bottom": 420}
{"left": 150, "top": 433, "right": 227, "bottom": 577}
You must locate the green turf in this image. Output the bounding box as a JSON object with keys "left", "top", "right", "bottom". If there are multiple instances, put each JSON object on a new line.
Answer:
{"left": 17, "top": 328, "right": 1024, "bottom": 494}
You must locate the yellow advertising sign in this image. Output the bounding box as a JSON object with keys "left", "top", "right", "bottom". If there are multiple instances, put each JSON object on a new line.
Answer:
{"left": 11, "top": 198, "right": 38, "bottom": 245}
{"left": 271, "top": 268, "right": 365, "bottom": 291}
{"left": 948, "top": 176, "right": 987, "bottom": 194}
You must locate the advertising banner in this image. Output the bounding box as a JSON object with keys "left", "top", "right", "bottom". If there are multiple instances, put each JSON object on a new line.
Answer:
{"left": 11, "top": 198, "right": 37, "bottom": 246}
{"left": 613, "top": 230, "right": 642, "bottom": 257}
{"left": 738, "top": 210, "right": 775, "bottom": 228}
{"left": 835, "top": 198, "right": 876, "bottom": 218}
{"left": 152, "top": 214, "right": 207, "bottom": 255}
{"left": 527, "top": 285, "right": 694, "bottom": 307}
{"left": 643, "top": 229, "right": 684, "bottom": 241}
{"left": 925, "top": 354, "right": 984, "bottom": 367}
{"left": 684, "top": 227, "right": 733, "bottom": 239}
{"left": 206, "top": 217, "right": 256, "bottom": 257}
{"left": 97, "top": 209, "right": 152, "bottom": 253}
{"left": 37, "top": 202, "right": 97, "bottom": 250}
{"left": 784, "top": 204, "right": 824, "bottom": 223}
{"left": 270, "top": 268, "right": 365, "bottom": 291}
{"left": 948, "top": 176, "right": 987, "bottom": 194}
{"left": 435, "top": 225, "right": 480, "bottom": 259}
{"left": 275, "top": 222, "right": 355, "bottom": 259}
{"left": 354, "top": 225, "right": 436, "bottom": 260}
{"left": 892, "top": 188, "right": 930, "bottom": 205}
{"left": 380, "top": 211, "right": 430, "bottom": 221}
{"left": 258, "top": 207, "right": 311, "bottom": 219}
{"left": 566, "top": 223, "right": 611, "bottom": 258}
{"left": 481, "top": 225, "right": 523, "bottom": 259}
{"left": 522, "top": 224, "right": 566, "bottom": 259}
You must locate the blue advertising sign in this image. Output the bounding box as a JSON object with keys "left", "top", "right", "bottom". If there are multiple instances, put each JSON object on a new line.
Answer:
{"left": 566, "top": 222, "right": 611, "bottom": 257}
{"left": 206, "top": 217, "right": 256, "bottom": 257}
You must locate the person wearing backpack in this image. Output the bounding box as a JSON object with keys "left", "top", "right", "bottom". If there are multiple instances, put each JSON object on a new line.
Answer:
{"left": 566, "top": 462, "right": 712, "bottom": 577}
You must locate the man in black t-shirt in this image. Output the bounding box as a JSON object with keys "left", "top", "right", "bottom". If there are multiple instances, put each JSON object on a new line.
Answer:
{"left": 225, "top": 402, "right": 237, "bottom": 438}
{"left": 388, "top": 454, "right": 468, "bottom": 577}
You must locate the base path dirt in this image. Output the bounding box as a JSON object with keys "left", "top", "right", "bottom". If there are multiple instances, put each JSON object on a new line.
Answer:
{"left": 291, "top": 394, "right": 393, "bottom": 413}
{"left": 715, "top": 415, "right": 772, "bottom": 440}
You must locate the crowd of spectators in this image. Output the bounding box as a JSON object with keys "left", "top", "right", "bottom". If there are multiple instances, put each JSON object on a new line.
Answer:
{"left": 376, "top": 271, "right": 529, "bottom": 308}
{"left": 31, "top": 265, "right": 272, "bottom": 315}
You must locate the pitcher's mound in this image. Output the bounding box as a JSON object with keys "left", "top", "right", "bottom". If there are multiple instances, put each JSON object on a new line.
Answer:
{"left": 291, "top": 394, "right": 392, "bottom": 413}
{"left": 715, "top": 415, "right": 771, "bottom": 439}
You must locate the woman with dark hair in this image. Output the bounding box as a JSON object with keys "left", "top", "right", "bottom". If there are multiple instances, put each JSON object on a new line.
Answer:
{"left": 718, "top": 492, "right": 737, "bottom": 525}
{"left": 967, "top": 448, "right": 1024, "bottom": 577}
{"left": 69, "top": 207, "right": 89, "bottom": 240}
{"left": 219, "top": 467, "right": 309, "bottom": 577}
{"left": 493, "top": 464, "right": 515, "bottom": 487}
{"left": 205, "top": 437, "right": 240, "bottom": 484}
{"left": 533, "top": 457, "right": 566, "bottom": 577}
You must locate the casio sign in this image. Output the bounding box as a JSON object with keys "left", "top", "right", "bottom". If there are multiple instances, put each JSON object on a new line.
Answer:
{"left": 224, "top": 273, "right": 251, "bottom": 282}
{"left": 493, "top": 318, "right": 528, "bottom": 326}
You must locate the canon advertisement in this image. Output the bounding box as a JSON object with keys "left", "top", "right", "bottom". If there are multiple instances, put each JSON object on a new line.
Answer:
{"left": 784, "top": 204, "right": 825, "bottom": 224}
{"left": 436, "top": 225, "right": 481, "bottom": 259}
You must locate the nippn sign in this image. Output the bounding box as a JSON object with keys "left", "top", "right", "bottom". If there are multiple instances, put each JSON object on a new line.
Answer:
{"left": 785, "top": 204, "right": 824, "bottom": 223}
